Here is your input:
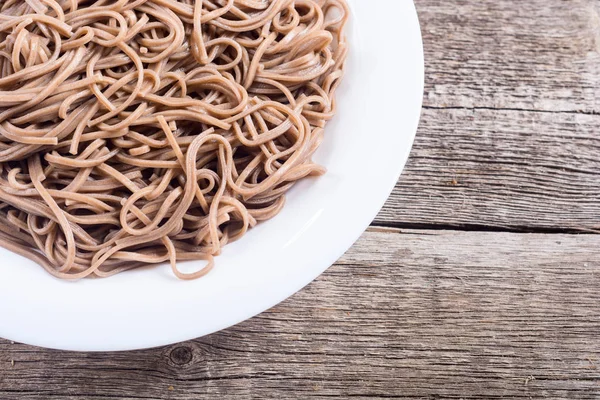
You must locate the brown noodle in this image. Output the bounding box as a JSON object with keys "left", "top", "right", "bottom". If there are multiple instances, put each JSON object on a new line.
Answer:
{"left": 0, "top": 0, "right": 348, "bottom": 279}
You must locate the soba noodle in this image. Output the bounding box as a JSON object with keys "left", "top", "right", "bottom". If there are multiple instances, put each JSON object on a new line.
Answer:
{"left": 0, "top": 0, "right": 348, "bottom": 279}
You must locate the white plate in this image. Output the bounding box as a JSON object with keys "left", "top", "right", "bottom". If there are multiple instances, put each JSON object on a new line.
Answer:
{"left": 0, "top": 0, "right": 424, "bottom": 351}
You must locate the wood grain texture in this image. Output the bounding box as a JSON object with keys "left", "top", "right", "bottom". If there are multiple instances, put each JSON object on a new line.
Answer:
{"left": 2, "top": 228, "right": 600, "bottom": 399}
{"left": 376, "top": 108, "right": 600, "bottom": 231}
{"left": 374, "top": 0, "right": 600, "bottom": 231}
{"left": 420, "top": 0, "right": 600, "bottom": 112}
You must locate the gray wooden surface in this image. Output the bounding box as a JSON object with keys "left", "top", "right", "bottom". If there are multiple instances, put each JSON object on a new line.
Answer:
{"left": 2, "top": 0, "right": 600, "bottom": 398}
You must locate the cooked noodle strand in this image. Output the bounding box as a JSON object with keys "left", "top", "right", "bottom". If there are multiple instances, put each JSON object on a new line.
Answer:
{"left": 0, "top": 0, "right": 348, "bottom": 279}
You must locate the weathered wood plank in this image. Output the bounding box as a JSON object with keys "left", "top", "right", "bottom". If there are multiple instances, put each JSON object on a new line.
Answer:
{"left": 419, "top": 0, "right": 600, "bottom": 112}
{"left": 376, "top": 108, "right": 600, "bottom": 231}
{"left": 1, "top": 228, "right": 600, "bottom": 399}
{"left": 374, "top": 0, "right": 600, "bottom": 231}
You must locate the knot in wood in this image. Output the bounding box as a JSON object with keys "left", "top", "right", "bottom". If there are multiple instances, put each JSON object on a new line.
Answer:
{"left": 169, "top": 346, "right": 193, "bottom": 365}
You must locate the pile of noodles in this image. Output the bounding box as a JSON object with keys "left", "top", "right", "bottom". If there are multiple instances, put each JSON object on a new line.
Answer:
{"left": 0, "top": 0, "right": 348, "bottom": 279}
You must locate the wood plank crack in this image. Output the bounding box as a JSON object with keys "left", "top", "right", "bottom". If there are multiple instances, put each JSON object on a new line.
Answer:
{"left": 423, "top": 105, "right": 600, "bottom": 116}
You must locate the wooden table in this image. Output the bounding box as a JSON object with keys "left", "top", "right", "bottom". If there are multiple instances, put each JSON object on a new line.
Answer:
{"left": 2, "top": 0, "right": 600, "bottom": 398}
